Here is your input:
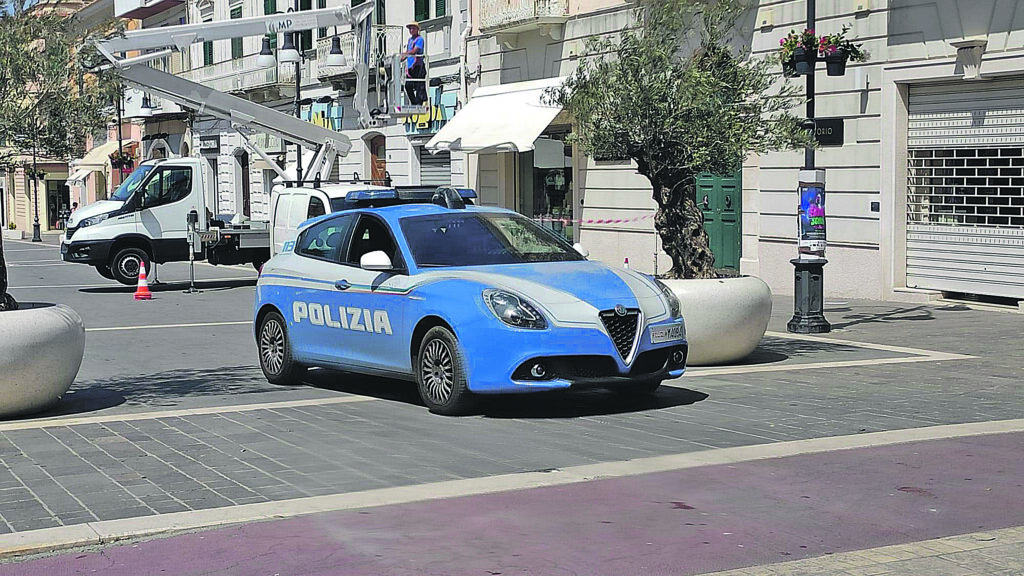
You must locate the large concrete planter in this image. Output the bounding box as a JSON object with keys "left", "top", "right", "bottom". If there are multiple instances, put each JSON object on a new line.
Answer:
{"left": 2, "top": 229, "right": 24, "bottom": 240}
{"left": 0, "top": 303, "right": 85, "bottom": 418}
{"left": 662, "top": 276, "right": 772, "bottom": 366}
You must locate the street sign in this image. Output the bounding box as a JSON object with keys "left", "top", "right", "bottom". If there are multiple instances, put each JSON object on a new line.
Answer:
{"left": 814, "top": 118, "right": 844, "bottom": 146}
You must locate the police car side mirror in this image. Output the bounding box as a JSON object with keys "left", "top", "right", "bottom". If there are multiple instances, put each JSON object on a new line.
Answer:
{"left": 360, "top": 250, "right": 393, "bottom": 271}
{"left": 573, "top": 243, "right": 589, "bottom": 259}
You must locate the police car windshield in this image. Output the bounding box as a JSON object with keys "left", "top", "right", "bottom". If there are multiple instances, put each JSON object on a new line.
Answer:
{"left": 400, "top": 213, "right": 584, "bottom": 267}
{"left": 109, "top": 165, "right": 154, "bottom": 202}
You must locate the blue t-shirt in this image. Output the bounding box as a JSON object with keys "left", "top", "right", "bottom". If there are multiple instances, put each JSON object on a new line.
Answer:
{"left": 406, "top": 36, "right": 424, "bottom": 69}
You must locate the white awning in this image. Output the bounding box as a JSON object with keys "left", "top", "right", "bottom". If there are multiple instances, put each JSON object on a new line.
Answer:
{"left": 76, "top": 140, "right": 121, "bottom": 169}
{"left": 65, "top": 169, "right": 92, "bottom": 187}
{"left": 426, "top": 77, "right": 566, "bottom": 153}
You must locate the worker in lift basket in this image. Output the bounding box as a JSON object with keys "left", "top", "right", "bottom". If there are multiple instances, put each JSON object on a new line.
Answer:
{"left": 401, "top": 21, "right": 427, "bottom": 106}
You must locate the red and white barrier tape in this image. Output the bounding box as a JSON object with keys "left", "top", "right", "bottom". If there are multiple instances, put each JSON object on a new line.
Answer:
{"left": 531, "top": 213, "right": 655, "bottom": 226}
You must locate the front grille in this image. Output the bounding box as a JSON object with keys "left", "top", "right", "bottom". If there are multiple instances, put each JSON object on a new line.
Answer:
{"left": 600, "top": 308, "right": 639, "bottom": 359}
{"left": 65, "top": 225, "right": 79, "bottom": 240}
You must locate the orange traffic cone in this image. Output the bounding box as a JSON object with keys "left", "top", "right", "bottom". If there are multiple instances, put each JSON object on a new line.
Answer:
{"left": 134, "top": 261, "right": 153, "bottom": 300}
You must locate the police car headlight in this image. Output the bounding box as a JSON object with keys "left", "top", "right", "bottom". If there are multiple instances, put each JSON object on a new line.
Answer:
{"left": 653, "top": 278, "right": 682, "bottom": 319}
{"left": 80, "top": 214, "right": 109, "bottom": 228}
{"left": 483, "top": 289, "right": 548, "bottom": 330}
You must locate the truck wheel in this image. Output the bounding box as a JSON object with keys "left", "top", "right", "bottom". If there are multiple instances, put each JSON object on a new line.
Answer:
{"left": 416, "top": 326, "right": 475, "bottom": 415}
{"left": 258, "top": 311, "right": 306, "bottom": 385}
{"left": 93, "top": 265, "right": 115, "bottom": 281}
{"left": 110, "top": 247, "right": 150, "bottom": 286}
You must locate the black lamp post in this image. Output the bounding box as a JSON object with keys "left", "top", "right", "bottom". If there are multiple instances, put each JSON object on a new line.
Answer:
{"left": 787, "top": 0, "right": 831, "bottom": 334}
{"left": 31, "top": 142, "right": 41, "bottom": 243}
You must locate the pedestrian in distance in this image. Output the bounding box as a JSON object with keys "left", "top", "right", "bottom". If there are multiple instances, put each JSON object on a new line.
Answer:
{"left": 401, "top": 21, "right": 427, "bottom": 106}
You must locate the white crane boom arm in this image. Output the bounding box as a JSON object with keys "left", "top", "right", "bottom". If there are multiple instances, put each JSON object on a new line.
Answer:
{"left": 99, "top": 6, "right": 366, "bottom": 55}
{"left": 94, "top": 3, "right": 375, "bottom": 180}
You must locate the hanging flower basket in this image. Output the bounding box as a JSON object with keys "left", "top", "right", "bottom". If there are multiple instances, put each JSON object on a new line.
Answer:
{"left": 110, "top": 151, "right": 135, "bottom": 172}
{"left": 824, "top": 53, "right": 848, "bottom": 76}
{"left": 793, "top": 47, "right": 817, "bottom": 75}
{"left": 782, "top": 58, "right": 799, "bottom": 78}
{"left": 778, "top": 29, "right": 819, "bottom": 76}
{"left": 819, "top": 26, "right": 870, "bottom": 77}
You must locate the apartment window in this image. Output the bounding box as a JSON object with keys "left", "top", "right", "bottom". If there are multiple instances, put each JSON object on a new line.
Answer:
{"left": 435, "top": 0, "right": 445, "bottom": 18}
{"left": 203, "top": 17, "right": 214, "bottom": 66}
{"left": 230, "top": 5, "right": 244, "bottom": 59}
{"left": 299, "top": 0, "right": 312, "bottom": 52}
{"left": 414, "top": 0, "right": 428, "bottom": 22}
{"left": 264, "top": 0, "right": 275, "bottom": 13}
{"left": 317, "top": 0, "right": 326, "bottom": 39}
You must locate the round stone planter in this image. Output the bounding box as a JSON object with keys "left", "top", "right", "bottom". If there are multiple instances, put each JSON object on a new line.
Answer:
{"left": 0, "top": 303, "right": 85, "bottom": 418}
{"left": 662, "top": 276, "right": 772, "bottom": 366}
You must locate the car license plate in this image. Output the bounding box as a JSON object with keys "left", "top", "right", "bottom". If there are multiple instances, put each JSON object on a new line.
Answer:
{"left": 650, "top": 324, "right": 683, "bottom": 344}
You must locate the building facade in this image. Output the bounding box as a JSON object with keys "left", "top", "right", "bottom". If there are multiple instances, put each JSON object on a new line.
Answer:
{"left": 456, "top": 0, "right": 1024, "bottom": 302}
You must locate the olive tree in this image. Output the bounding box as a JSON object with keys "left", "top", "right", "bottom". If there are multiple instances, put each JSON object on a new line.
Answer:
{"left": 0, "top": 0, "right": 120, "bottom": 311}
{"left": 548, "top": 0, "right": 811, "bottom": 278}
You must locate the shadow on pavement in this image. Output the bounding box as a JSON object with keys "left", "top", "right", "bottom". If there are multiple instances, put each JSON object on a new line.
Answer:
{"left": 78, "top": 278, "right": 256, "bottom": 294}
{"left": 477, "top": 386, "right": 709, "bottom": 419}
{"left": 51, "top": 365, "right": 274, "bottom": 411}
{"left": 305, "top": 368, "right": 709, "bottom": 418}
{"left": 829, "top": 304, "right": 970, "bottom": 330}
{"left": 736, "top": 335, "right": 863, "bottom": 365}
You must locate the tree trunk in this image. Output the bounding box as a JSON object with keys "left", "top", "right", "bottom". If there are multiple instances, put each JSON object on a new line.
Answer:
{"left": 0, "top": 234, "right": 16, "bottom": 311}
{"left": 653, "top": 176, "right": 717, "bottom": 279}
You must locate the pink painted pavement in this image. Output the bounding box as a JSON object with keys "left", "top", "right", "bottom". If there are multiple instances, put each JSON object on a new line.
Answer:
{"left": 2, "top": 432, "right": 1021, "bottom": 576}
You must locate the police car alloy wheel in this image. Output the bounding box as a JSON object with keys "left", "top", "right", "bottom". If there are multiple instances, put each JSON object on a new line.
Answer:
{"left": 258, "top": 311, "right": 306, "bottom": 385}
{"left": 416, "top": 327, "right": 473, "bottom": 415}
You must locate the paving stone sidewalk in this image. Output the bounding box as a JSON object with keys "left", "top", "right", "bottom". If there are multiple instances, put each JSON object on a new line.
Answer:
{"left": 0, "top": 297, "right": 1021, "bottom": 538}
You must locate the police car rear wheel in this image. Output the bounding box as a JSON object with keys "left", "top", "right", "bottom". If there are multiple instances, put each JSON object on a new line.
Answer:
{"left": 259, "top": 311, "right": 305, "bottom": 385}
{"left": 417, "top": 327, "right": 473, "bottom": 415}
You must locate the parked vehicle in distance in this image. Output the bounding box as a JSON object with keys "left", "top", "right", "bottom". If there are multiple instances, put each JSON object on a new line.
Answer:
{"left": 254, "top": 188, "right": 688, "bottom": 415}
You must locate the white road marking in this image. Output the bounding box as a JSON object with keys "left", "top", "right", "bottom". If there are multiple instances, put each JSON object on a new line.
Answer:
{"left": 696, "top": 526, "right": 1024, "bottom": 575}
{"left": 684, "top": 331, "right": 974, "bottom": 378}
{"left": 7, "top": 277, "right": 255, "bottom": 290}
{"left": 0, "top": 418, "right": 1019, "bottom": 559}
{"left": 86, "top": 320, "right": 253, "bottom": 332}
{"left": 6, "top": 262, "right": 72, "bottom": 267}
{"left": 0, "top": 395, "right": 374, "bottom": 433}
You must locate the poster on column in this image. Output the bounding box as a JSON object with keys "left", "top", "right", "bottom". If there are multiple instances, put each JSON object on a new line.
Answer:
{"left": 798, "top": 176, "right": 826, "bottom": 255}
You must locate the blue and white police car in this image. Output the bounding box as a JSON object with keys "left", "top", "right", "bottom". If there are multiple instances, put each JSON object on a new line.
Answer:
{"left": 254, "top": 188, "right": 688, "bottom": 415}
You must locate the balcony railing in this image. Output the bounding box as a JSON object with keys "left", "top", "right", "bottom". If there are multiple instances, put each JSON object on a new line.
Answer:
{"left": 316, "top": 25, "right": 405, "bottom": 80}
{"left": 479, "top": 0, "right": 569, "bottom": 32}
{"left": 114, "top": 0, "right": 183, "bottom": 19}
{"left": 178, "top": 53, "right": 319, "bottom": 95}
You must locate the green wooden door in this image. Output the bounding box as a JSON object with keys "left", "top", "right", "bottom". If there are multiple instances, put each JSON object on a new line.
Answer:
{"left": 696, "top": 172, "right": 742, "bottom": 270}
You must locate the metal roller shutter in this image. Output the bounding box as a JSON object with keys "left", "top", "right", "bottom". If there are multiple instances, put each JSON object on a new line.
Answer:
{"left": 906, "top": 78, "right": 1024, "bottom": 299}
{"left": 419, "top": 148, "right": 451, "bottom": 186}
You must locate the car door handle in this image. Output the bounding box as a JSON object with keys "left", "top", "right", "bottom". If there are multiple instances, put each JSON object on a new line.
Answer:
{"left": 334, "top": 280, "right": 351, "bottom": 291}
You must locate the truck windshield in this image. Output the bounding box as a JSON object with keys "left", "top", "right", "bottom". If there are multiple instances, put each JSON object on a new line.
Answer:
{"left": 109, "top": 165, "right": 154, "bottom": 202}
{"left": 400, "top": 212, "right": 584, "bottom": 268}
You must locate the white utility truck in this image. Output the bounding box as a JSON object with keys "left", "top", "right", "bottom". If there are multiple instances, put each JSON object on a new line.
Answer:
{"left": 61, "top": 4, "right": 386, "bottom": 284}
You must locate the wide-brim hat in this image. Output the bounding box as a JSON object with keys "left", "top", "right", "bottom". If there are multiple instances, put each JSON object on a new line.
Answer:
{"left": 406, "top": 21, "right": 420, "bottom": 29}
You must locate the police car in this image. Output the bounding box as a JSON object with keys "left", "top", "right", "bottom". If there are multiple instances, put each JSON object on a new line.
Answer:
{"left": 254, "top": 188, "right": 688, "bottom": 415}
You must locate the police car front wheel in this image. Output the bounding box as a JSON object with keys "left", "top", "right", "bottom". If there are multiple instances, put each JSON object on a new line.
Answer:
{"left": 258, "top": 311, "right": 306, "bottom": 385}
{"left": 416, "top": 327, "right": 474, "bottom": 416}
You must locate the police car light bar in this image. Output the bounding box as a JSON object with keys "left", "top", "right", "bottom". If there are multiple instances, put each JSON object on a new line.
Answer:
{"left": 455, "top": 188, "right": 477, "bottom": 199}
{"left": 345, "top": 189, "right": 400, "bottom": 202}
